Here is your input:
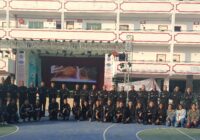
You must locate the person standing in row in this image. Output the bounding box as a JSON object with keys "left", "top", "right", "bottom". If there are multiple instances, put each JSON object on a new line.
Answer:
{"left": 18, "top": 81, "right": 27, "bottom": 108}
{"left": 183, "top": 87, "right": 194, "bottom": 111}
{"left": 27, "top": 82, "right": 37, "bottom": 106}
{"left": 80, "top": 84, "right": 89, "bottom": 107}
{"left": 48, "top": 82, "right": 58, "bottom": 104}
{"left": 37, "top": 81, "right": 48, "bottom": 116}
{"left": 170, "top": 86, "right": 182, "bottom": 109}
{"left": 128, "top": 85, "right": 138, "bottom": 108}
{"left": 159, "top": 85, "right": 170, "bottom": 110}
{"left": 59, "top": 84, "right": 70, "bottom": 112}
{"left": 137, "top": 85, "right": 148, "bottom": 108}
{"left": 7, "top": 78, "right": 18, "bottom": 101}
{"left": 148, "top": 85, "right": 159, "bottom": 107}
{"left": 73, "top": 84, "right": 80, "bottom": 106}
{"left": 117, "top": 86, "right": 127, "bottom": 105}
{"left": 89, "top": 85, "right": 98, "bottom": 107}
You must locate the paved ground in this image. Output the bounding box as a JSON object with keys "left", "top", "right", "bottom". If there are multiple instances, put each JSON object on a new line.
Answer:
{"left": 0, "top": 119, "right": 199, "bottom": 140}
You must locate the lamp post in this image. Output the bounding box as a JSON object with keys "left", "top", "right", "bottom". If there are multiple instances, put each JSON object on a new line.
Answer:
{"left": 125, "top": 34, "right": 134, "bottom": 105}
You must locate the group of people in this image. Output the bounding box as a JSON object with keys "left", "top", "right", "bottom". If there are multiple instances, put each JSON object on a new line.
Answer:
{"left": 0, "top": 77, "right": 200, "bottom": 128}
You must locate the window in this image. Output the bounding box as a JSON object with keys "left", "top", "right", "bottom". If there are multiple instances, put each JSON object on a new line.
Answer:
{"left": 56, "top": 21, "right": 61, "bottom": 29}
{"left": 174, "top": 26, "right": 181, "bottom": 32}
{"left": 86, "top": 23, "right": 101, "bottom": 30}
{"left": 120, "top": 25, "right": 129, "bottom": 31}
{"left": 28, "top": 21, "right": 43, "bottom": 29}
{"left": 158, "top": 25, "right": 168, "bottom": 31}
{"left": 173, "top": 54, "right": 180, "bottom": 62}
{"left": 156, "top": 54, "right": 166, "bottom": 62}
{"left": 66, "top": 21, "right": 74, "bottom": 29}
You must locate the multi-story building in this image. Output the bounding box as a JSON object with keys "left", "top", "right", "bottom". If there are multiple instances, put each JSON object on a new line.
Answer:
{"left": 0, "top": 0, "right": 200, "bottom": 92}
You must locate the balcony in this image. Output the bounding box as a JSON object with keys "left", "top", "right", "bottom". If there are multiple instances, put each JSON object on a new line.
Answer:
{"left": 8, "top": 28, "right": 117, "bottom": 41}
{"left": 119, "top": 31, "right": 172, "bottom": 43}
{"left": 65, "top": 0, "right": 117, "bottom": 12}
{"left": 120, "top": 1, "right": 174, "bottom": 13}
{"left": 114, "top": 60, "right": 200, "bottom": 76}
{"left": 0, "top": 0, "right": 6, "bottom": 10}
{"left": 176, "top": 1, "right": 200, "bottom": 13}
{"left": 174, "top": 32, "right": 200, "bottom": 44}
{"left": 0, "top": 58, "right": 15, "bottom": 74}
{"left": 9, "top": 0, "right": 62, "bottom": 12}
{"left": 172, "top": 63, "right": 200, "bottom": 75}
{"left": 115, "top": 61, "right": 171, "bottom": 75}
{"left": 0, "top": 29, "right": 6, "bottom": 38}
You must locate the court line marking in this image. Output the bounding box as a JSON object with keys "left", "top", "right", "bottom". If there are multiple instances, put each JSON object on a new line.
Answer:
{"left": 103, "top": 124, "right": 116, "bottom": 140}
{"left": 176, "top": 128, "right": 196, "bottom": 140}
{"left": 136, "top": 127, "right": 197, "bottom": 140}
{"left": 0, "top": 125, "right": 19, "bottom": 138}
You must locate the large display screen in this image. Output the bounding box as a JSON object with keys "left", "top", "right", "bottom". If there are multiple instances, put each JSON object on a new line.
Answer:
{"left": 50, "top": 65, "right": 97, "bottom": 83}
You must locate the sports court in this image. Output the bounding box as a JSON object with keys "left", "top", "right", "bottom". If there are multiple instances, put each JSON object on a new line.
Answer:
{"left": 0, "top": 120, "right": 200, "bottom": 140}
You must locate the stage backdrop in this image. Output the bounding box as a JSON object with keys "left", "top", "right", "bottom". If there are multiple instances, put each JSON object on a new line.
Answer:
{"left": 41, "top": 56, "right": 104, "bottom": 89}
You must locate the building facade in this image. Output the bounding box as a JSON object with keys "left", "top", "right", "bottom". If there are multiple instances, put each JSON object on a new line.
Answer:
{"left": 0, "top": 0, "right": 200, "bottom": 92}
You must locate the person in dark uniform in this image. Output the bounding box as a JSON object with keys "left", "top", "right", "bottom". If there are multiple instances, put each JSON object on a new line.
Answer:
{"left": 117, "top": 86, "right": 127, "bottom": 105}
{"left": 103, "top": 99, "right": 114, "bottom": 122}
{"left": 18, "top": 81, "right": 28, "bottom": 108}
{"left": 59, "top": 84, "right": 70, "bottom": 112}
{"left": 88, "top": 100, "right": 94, "bottom": 122}
{"left": 128, "top": 85, "right": 138, "bottom": 108}
{"left": 33, "top": 100, "right": 42, "bottom": 121}
{"left": 0, "top": 99, "right": 7, "bottom": 124}
{"left": 115, "top": 101, "right": 125, "bottom": 123}
{"left": 0, "top": 77, "right": 6, "bottom": 106}
{"left": 48, "top": 98, "right": 59, "bottom": 120}
{"left": 123, "top": 101, "right": 135, "bottom": 123}
{"left": 80, "top": 84, "right": 89, "bottom": 107}
{"left": 102, "top": 85, "right": 109, "bottom": 105}
{"left": 183, "top": 87, "right": 194, "bottom": 111}
{"left": 72, "top": 101, "right": 81, "bottom": 121}
{"left": 135, "top": 102, "right": 145, "bottom": 124}
{"left": 20, "top": 99, "right": 33, "bottom": 122}
{"left": 93, "top": 100, "right": 103, "bottom": 122}
{"left": 170, "top": 86, "right": 182, "bottom": 109}
{"left": 89, "top": 85, "right": 98, "bottom": 107}
{"left": 37, "top": 81, "right": 47, "bottom": 116}
{"left": 146, "top": 101, "right": 157, "bottom": 124}
{"left": 48, "top": 82, "right": 58, "bottom": 104}
{"left": 137, "top": 85, "right": 148, "bottom": 108}
{"left": 81, "top": 100, "right": 90, "bottom": 121}
{"left": 97, "top": 86, "right": 105, "bottom": 105}
{"left": 7, "top": 78, "right": 18, "bottom": 101}
{"left": 197, "top": 93, "right": 200, "bottom": 110}
{"left": 159, "top": 85, "right": 170, "bottom": 110}
{"left": 148, "top": 85, "right": 159, "bottom": 107}
{"left": 27, "top": 82, "right": 37, "bottom": 106}
{"left": 108, "top": 85, "right": 118, "bottom": 105}
{"left": 7, "top": 99, "right": 18, "bottom": 123}
{"left": 155, "top": 103, "right": 166, "bottom": 125}
{"left": 73, "top": 84, "right": 80, "bottom": 106}
{"left": 61, "top": 98, "right": 71, "bottom": 121}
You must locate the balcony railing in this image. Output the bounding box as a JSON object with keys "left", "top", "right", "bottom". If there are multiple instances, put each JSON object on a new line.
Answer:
{"left": 114, "top": 60, "right": 200, "bottom": 75}
{"left": 8, "top": 28, "right": 117, "bottom": 42}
